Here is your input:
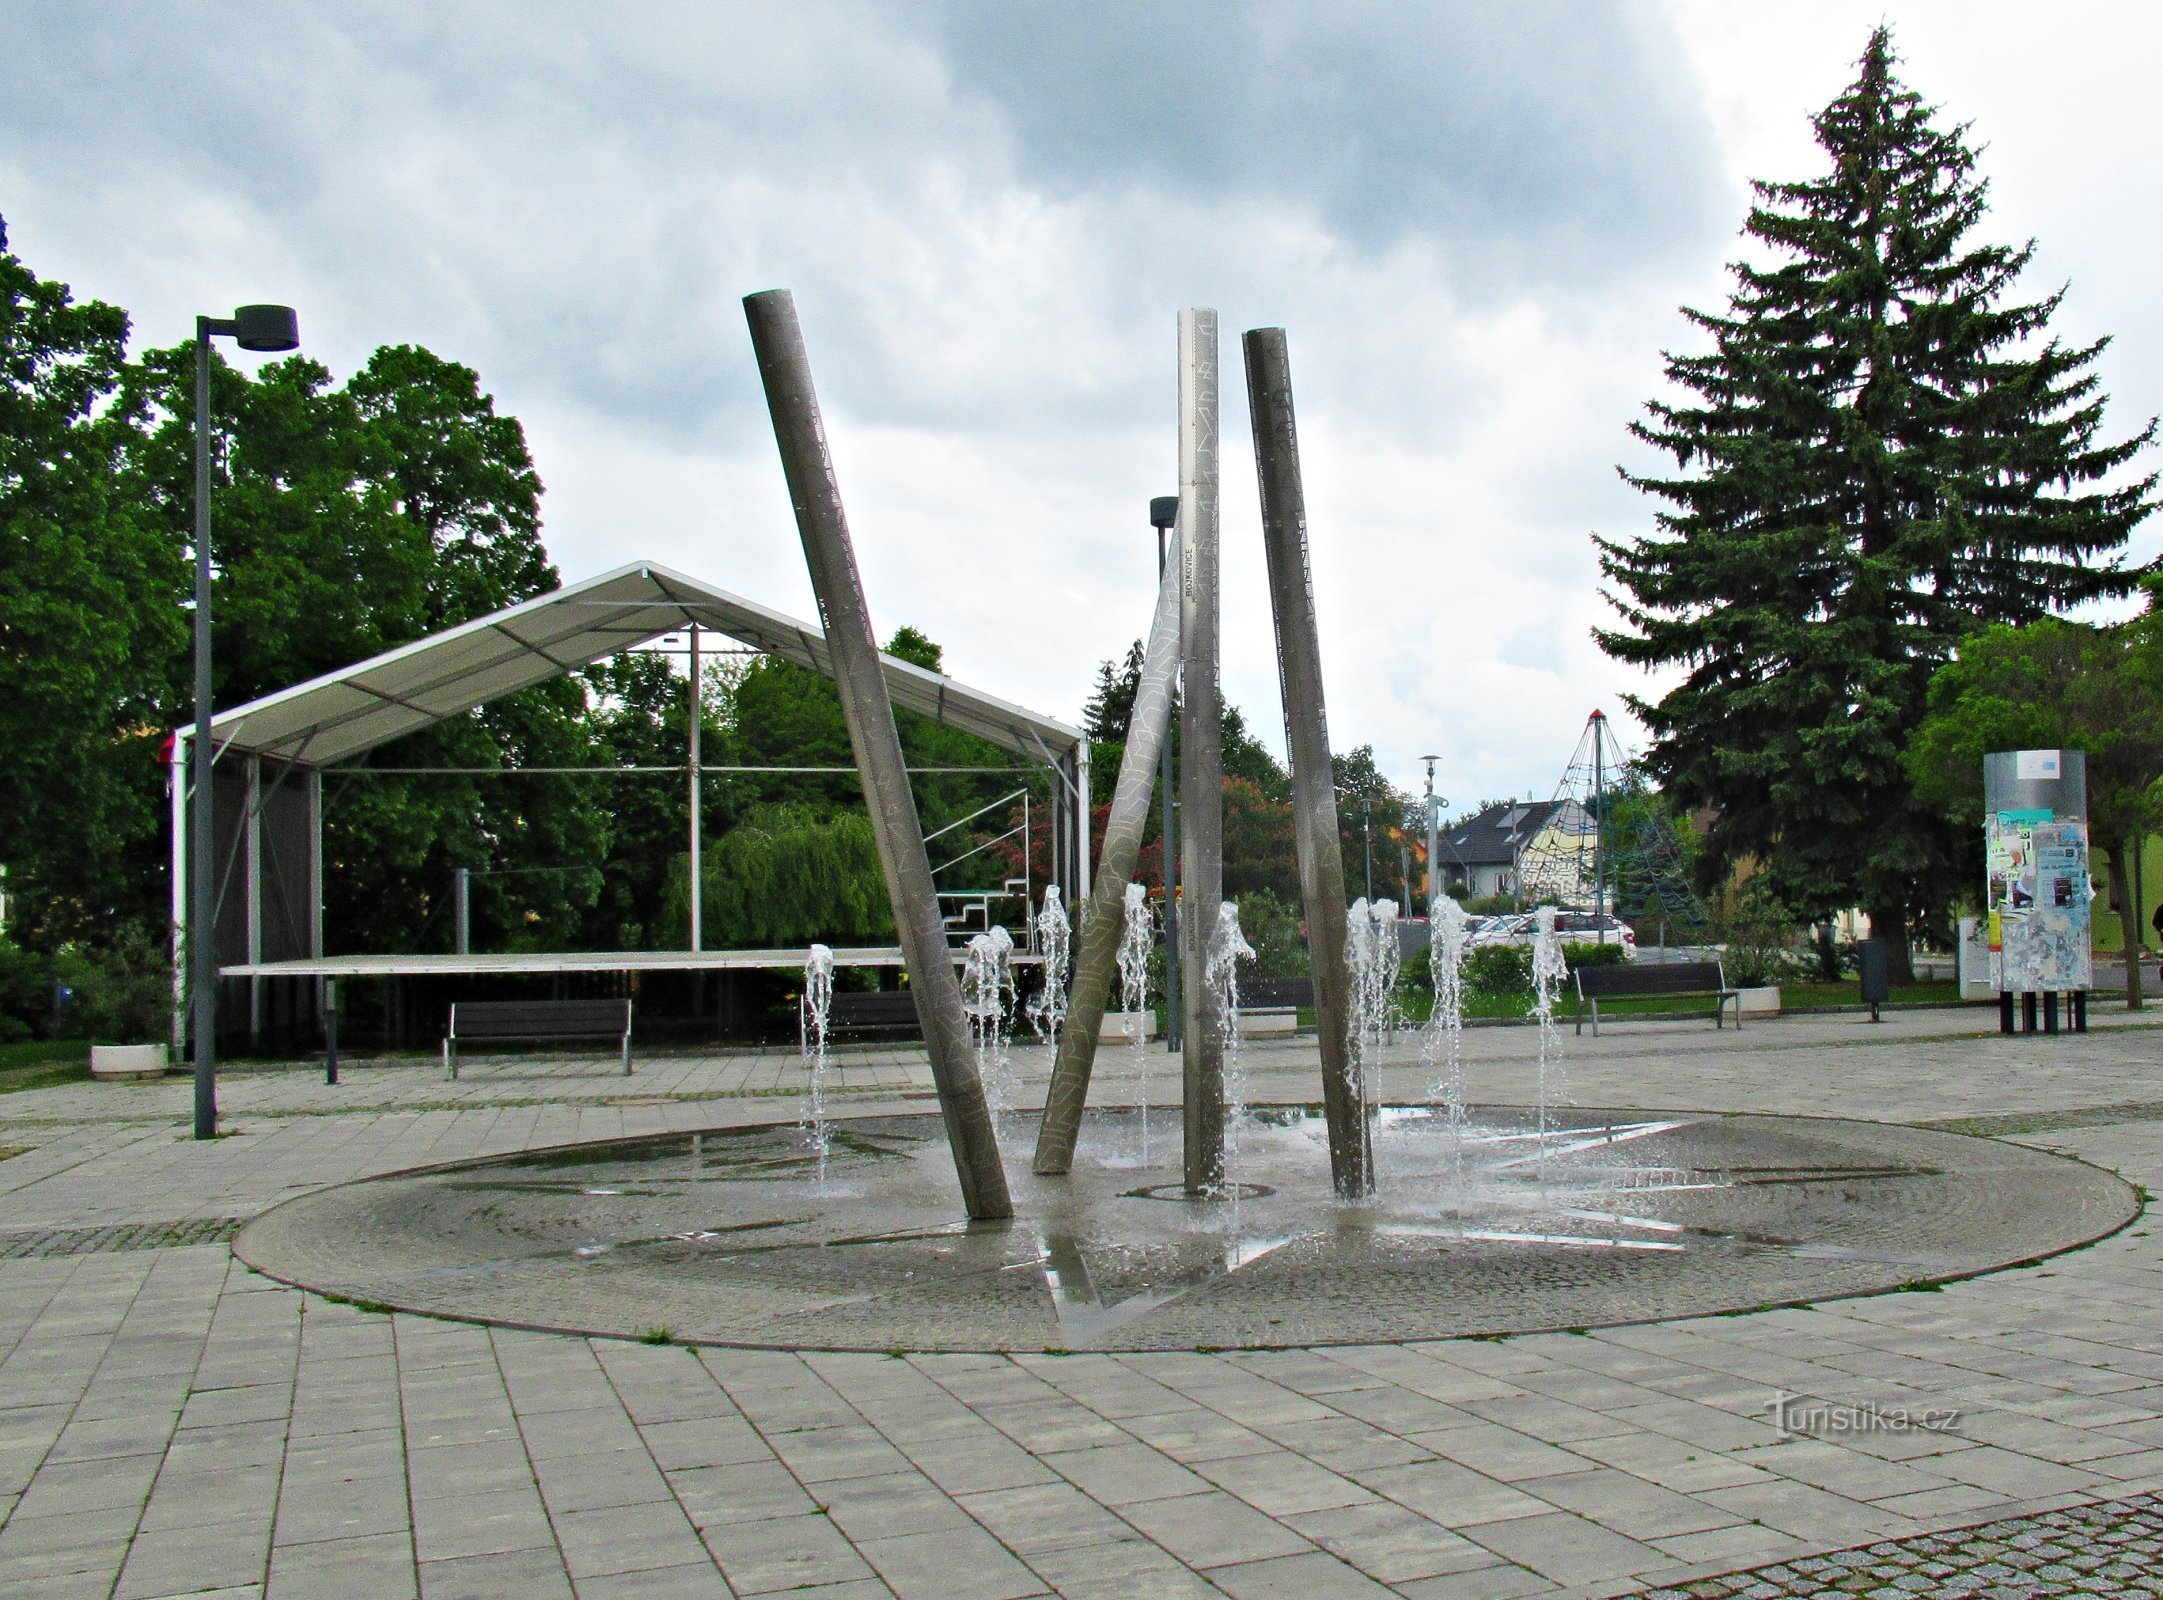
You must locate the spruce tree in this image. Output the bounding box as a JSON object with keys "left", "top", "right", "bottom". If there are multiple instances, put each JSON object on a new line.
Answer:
{"left": 1596, "top": 28, "right": 2155, "bottom": 978}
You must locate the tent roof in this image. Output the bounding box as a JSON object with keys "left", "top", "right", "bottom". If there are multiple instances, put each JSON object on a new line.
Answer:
{"left": 185, "top": 560, "right": 1083, "bottom": 768}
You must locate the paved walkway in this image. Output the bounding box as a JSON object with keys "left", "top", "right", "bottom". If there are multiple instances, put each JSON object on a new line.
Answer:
{"left": 1, "top": 1007, "right": 2161, "bottom": 1598}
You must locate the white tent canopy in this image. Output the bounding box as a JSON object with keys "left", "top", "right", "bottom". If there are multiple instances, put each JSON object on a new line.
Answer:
{"left": 184, "top": 559, "right": 1083, "bottom": 766}
{"left": 175, "top": 561, "right": 1091, "bottom": 1047}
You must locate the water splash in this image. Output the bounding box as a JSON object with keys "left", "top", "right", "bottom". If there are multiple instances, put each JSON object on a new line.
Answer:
{"left": 1422, "top": 895, "right": 1471, "bottom": 1187}
{"left": 1531, "top": 905, "right": 1570, "bottom": 1186}
{"left": 1206, "top": 901, "right": 1257, "bottom": 1177}
{"left": 1347, "top": 897, "right": 1401, "bottom": 1155}
{"left": 1025, "top": 885, "right": 1070, "bottom": 1050}
{"left": 1116, "top": 882, "right": 1158, "bottom": 1161}
{"left": 963, "top": 925, "right": 1018, "bottom": 1132}
{"left": 799, "top": 943, "right": 836, "bottom": 1182}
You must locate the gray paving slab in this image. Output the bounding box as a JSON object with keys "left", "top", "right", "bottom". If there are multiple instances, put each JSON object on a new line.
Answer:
{"left": 3, "top": 1013, "right": 2163, "bottom": 1598}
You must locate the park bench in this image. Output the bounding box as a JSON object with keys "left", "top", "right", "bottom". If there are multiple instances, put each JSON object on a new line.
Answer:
{"left": 444, "top": 998, "right": 633, "bottom": 1079}
{"left": 826, "top": 989, "right": 920, "bottom": 1037}
{"left": 1573, "top": 960, "right": 1737, "bottom": 1037}
{"left": 1238, "top": 977, "right": 1313, "bottom": 1037}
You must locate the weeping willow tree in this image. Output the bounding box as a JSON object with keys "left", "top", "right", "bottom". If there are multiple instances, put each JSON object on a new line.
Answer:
{"left": 663, "top": 804, "right": 894, "bottom": 947}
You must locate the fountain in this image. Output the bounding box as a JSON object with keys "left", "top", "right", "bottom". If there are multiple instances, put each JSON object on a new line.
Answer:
{"left": 1530, "top": 905, "right": 1569, "bottom": 1184}
{"left": 1115, "top": 882, "right": 1157, "bottom": 1160}
{"left": 1205, "top": 901, "right": 1256, "bottom": 1184}
{"left": 1345, "top": 897, "right": 1400, "bottom": 1181}
{"left": 1025, "top": 886, "right": 1070, "bottom": 1049}
{"left": 798, "top": 943, "right": 836, "bottom": 1181}
{"left": 962, "top": 926, "right": 1018, "bottom": 1132}
{"left": 1423, "top": 895, "right": 1470, "bottom": 1185}
{"left": 221, "top": 303, "right": 2141, "bottom": 1361}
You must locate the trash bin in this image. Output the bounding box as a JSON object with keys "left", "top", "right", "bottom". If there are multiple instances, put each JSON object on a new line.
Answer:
{"left": 1857, "top": 938, "right": 1889, "bottom": 1023}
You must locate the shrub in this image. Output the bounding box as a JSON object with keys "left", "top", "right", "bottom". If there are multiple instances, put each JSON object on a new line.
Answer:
{"left": 1562, "top": 941, "right": 1628, "bottom": 971}
{"left": 0, "top": 942, "right": 54, "bottom": 1043}
{"left": 72, "top": 925, "right": 173, "bottom": 1045}
{"left": 1464, "top": 943, "right": 1532, "bottom": 1000}
{"left": 1720, "top": 880, "right": 1810, "bottom": 988}
{"left": 1233, "top": 890, "right": 1310, "bottom": 980}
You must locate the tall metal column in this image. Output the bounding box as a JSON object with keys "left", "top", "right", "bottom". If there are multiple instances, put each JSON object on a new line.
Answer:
{"left": 743, "top": 288, "right": 1011, "bottom": 1221}
{"left": 1177, "top": 309, "right": 1225, "bottom": 1195}
{"left": 1243, "top": 326, "right": 1371, "bottom": 1198}
{"left": 1033, "top": 547, "right": 1183, "bottom": 1174}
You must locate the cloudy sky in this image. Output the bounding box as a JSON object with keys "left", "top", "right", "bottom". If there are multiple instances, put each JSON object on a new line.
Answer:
{"left": 7, "top": 2, "right": 2161, "bottom": 816}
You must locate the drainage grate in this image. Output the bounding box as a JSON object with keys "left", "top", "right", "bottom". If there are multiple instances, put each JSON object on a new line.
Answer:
{"left": 0, "top": 1217, "right": 245, "bottom": 1259}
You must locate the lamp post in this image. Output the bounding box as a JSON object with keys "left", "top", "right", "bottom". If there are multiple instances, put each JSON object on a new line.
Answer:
{"left": 1361, "top": 794, "right": 1375, "bottom": 902}
{"left": 1148, "top": 493, "right": 1182, "bottom": 1050}
{"left": 1421, "top": 755, "right": 1440, "bottom": 916}
{"left": 192, "top": 304, "right": 299, "bottom": 1141}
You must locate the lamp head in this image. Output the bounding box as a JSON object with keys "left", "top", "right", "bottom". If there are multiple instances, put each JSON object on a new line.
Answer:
{"left": 1148, "top": 495, "right": 1178, "bottom": 530}
{"left": 232, "top": 304, "right": 300, "bottom": 352}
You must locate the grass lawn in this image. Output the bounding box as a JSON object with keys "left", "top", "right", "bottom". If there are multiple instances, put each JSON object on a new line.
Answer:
{"left": 0, "top": 1038, "right": 93, "bottom": 1095}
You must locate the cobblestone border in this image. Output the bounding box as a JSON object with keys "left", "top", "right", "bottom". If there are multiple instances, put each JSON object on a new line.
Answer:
{"left": 1643, "top": 1492, "right": 2163, "bottom": 1597}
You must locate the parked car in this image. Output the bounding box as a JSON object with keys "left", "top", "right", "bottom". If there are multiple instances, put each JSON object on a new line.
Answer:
{"left": 1464, "top": 910, "right": 1638, "bottom": 961}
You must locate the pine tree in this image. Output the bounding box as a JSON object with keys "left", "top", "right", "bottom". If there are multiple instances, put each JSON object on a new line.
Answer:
{"left": 1596, "top": 28, "right": 2155, "bottom": 979}
{"left": 1081, "top": 639, "right": 1145, "bottom": 741}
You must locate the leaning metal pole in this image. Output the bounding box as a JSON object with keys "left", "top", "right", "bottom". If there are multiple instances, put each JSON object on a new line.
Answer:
{"left": 1243, "top": 326, "right": 1371, "bottom": 1198}
{"left": 742, "top": 289, "right": 1012, "bottom": 1221}
{"left": 1032, "top": 543, "right": 1183, "bottom": 1174}
{"left": 1178, "top": 308, "right": 1226, "bottom": 1195}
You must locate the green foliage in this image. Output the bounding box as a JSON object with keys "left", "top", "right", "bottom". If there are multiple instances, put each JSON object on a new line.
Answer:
{"left": 1222, "top": 776, "right": 1299, "bottom": 903}
{"left": 0, "top": 942, "right": 54, "bottom": 1043}
{"left": 1233, "top": 890, "right": 1309, "bottom": 980}
{"left": 1398, "top": 940, "right": 1432, "bottom": 998}
{"left": 1462, "top": 892, "right": 1522, "bottom": 916}
{"left": 676, "top": 805, "right": 895, "bottom": 948}
{"left": 1563, "top": 942, "right": 1628, "bottom": 971}
{"left": 1721, "top": 879, "right": 1810, "bottom": 988}
{"left": 1907, "top": 607, "right": 2163, "bottom": 1003}
{"left": 67, "top": 923, "right": 171, "bottom": 1045}
{"left": 1595, "top": 31, "right": 2155, "bottom": 965}
{"left": 1083, "top": 640, "right": 1145, "bottom": 742}
{"left": 0, "top": 218, "right": 178, "bottom": 943}
{"left": 1464, "top": 944, "right": 1532, "bottom": 1001}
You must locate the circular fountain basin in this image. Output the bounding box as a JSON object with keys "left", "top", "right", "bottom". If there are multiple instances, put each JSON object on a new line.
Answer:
{"left": 235, "top": 1106, "right": 2136, "bottom": 1352}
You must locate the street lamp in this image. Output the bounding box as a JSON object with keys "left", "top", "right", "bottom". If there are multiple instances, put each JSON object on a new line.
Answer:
{"left": 192, "top": 304, "right": 299, "bottom": 1141}
{"left": 1149, "top": 493, "right": 1182, "bottom": 1051}
{"left": 1421, "top": 755, "right": 1440, "bottom": 916}
{"left": 1361, "top": 794, "right": 1374, "bottom": 903}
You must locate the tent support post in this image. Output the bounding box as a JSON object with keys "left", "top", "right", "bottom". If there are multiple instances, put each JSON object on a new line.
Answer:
{"left": 689, "top": 622, "right": 703, "bottom": 953}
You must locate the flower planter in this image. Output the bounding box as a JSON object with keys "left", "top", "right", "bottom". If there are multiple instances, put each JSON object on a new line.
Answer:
{"left": 1736, "top": 985, "right": 1782, "bottom": 1018}
{"left": 89, "top": 1042, "right": 168, "bottom": 1081}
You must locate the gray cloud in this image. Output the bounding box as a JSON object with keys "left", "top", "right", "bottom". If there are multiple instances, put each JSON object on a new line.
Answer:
{"left": 927, "top": 0, "right": 1724, "bottom": 290}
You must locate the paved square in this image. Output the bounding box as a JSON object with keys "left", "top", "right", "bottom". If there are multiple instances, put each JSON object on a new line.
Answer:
{"left": 3, "top": 1005, "right": 2161, "bottom": 1597}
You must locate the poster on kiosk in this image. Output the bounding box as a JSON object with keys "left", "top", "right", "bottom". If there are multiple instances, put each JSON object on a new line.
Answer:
{"left": 1982, "top": 748, "right": 2093, "bottom": 994}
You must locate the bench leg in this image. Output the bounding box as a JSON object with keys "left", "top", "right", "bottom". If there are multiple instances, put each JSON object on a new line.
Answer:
{"left": 622, "top": 1031, "right": 633, "bottom": 1076}
{"left": 445, "top": 1038, "right": 457, "bottom": 1081}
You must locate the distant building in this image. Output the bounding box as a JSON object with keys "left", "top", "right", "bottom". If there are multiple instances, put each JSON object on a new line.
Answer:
{"left": 1436, "top": 799, "right": 1593, "bottom": 903}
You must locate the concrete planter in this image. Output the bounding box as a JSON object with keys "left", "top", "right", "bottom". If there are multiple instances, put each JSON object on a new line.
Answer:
{"left": 90, "top": 1042, "right": 168, "bottom": 1081}
{"left": 1736, "top": 985, "right": 1782, "bottom": 1018}
{"left": 1234, "top": 1009, "right": 1299, "bottom": 1038}
{"left": 1099, "top": 1011, "right": 1156, "bottom": 1042}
